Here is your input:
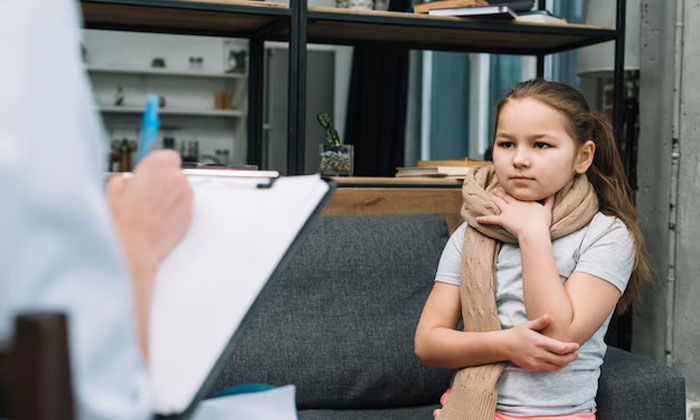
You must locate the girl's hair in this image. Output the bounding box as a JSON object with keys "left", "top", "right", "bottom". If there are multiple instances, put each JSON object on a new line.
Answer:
{"left": 494, "top": 79, "right": 652, "bottom": 314}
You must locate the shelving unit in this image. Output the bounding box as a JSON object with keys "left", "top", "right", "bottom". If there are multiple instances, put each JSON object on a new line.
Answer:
{"left": 87, "top": 66, "right": 246, "bottom": 79}
{"left": 80, "top": 0, "right": 628, "bottom": 176}
{"left": 302, "top": 7, "right": 615, "bottom": 53}
{"left": 98, "top": 105, "right": 245, "bottom": 117}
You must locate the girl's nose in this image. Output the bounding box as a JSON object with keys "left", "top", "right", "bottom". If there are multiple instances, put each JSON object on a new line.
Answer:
{"left": 512, "top": 148, "right": 531, "bottom": 168}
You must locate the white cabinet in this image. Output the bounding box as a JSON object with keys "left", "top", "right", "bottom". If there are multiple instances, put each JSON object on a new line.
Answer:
{"left": 83, "top": 30, "right": 249, "bottom": 167}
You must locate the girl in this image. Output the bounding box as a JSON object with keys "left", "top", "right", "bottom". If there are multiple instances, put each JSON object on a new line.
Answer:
{"left": 414, "top": 79, "right": 651, "bottom": 420}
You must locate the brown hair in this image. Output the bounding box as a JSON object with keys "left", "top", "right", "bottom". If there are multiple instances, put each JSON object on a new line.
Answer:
{"left": 494, "top": 79, "right": 651, "bottom": 314}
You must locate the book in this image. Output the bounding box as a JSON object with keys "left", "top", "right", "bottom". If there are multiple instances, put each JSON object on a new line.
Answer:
{"left": 428, "top": 4, "right": 516, "bottom": 18}
{"left": 413, "top": 0, "right": 487, "bottom": 14}
{"left": 396, "top": 166, "right": 474, "bottom": 177}
{"left": 417, "top": 157, "right": 488, "bottom": 167}
{"left": 190, "top": 385, "right": 297, "bottom": 420}
{"left": 148, "top": 173, "right": 335, "bottom": 418}
{"left": 515, "top": 10, "right": 567, "bottom": 24}
{"left": 486, "top": 0, "right": 534, "bottom": 12}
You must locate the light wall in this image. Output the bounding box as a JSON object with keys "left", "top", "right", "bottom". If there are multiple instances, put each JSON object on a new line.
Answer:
{"left": 635, "top": 0, "right": 700, "bottom": 413}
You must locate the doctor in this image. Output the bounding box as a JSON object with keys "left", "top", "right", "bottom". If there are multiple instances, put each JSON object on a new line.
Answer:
{"left": 0, "top": 0, "right": 193, "bottom": 419}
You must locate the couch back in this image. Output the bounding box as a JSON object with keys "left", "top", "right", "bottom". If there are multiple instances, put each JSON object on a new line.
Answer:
{"left": 213, "top": 214, "right": 454, "bottom": 409}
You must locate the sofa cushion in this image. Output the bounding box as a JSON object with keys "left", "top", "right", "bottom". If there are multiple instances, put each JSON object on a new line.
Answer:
{"left": 597, "top": 346, "right": 685, "bottom": 420}
{"left": 213, "top": 214, "right": 454, "bottom": 409}
{"left": 298, "top": 405, "right": 438, "bottom": 420}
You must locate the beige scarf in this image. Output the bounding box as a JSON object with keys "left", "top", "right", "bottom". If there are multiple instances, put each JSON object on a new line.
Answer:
{"left": 436, "top": 165, "right": 599, "bottom": 420}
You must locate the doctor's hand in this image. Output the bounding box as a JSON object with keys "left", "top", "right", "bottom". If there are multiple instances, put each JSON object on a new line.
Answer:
{"left": 107, "top": 150, "right": 194, "bottom": 268}
{"left": 106, "top": 149, "right": 194, "bottom": 360}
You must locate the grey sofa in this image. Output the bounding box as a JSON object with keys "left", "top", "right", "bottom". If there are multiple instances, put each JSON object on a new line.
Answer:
{"left": 214, "top": 214, "right": 685, "bottom": 419}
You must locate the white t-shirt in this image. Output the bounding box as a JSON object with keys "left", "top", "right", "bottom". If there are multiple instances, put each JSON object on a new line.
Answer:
{"left": 435, "top": 212, "right": 635, "bottom": 416}
{"left": 0, "top": 1, "right": 153, "bottom": 419}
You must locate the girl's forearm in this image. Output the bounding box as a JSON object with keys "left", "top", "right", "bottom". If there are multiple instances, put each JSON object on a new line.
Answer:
{"left": 518, "top": 230, "right": 575, "bottom": 341}
{"left": 415, "top": 327, "right": 510, "bottom": 368}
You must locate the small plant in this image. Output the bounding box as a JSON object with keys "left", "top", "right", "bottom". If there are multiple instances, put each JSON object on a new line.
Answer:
{"left": 317, "top": 112, "right": 341, "bottom": 147}
{"left": 317, "top": 111, "right": 353, "bottom": 176}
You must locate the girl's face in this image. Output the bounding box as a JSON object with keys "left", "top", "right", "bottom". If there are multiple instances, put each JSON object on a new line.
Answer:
{"left": 492, "top": 97, "right": 594, "bottom": 201}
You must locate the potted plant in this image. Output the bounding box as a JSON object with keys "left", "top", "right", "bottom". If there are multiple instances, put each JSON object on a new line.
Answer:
{"left": 317, "top": 112, "right": 353, "bottom": 176}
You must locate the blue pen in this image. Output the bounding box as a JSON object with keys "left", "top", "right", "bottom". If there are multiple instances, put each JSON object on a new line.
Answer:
{"left": 136, "top": 94, "right": 161, "bottom": 164}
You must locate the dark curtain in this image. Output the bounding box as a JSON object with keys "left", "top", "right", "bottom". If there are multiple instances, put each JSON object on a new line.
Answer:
{"left": 344, "top": 0, "right": 410, "bottom": 176}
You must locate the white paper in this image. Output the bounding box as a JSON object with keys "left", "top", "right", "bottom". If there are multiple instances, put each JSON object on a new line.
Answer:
{"left": 191, "top": 385, "right": 297, "bottom": 420}
{"left": 148, "top": 174, "right": 329, "bottom": 415}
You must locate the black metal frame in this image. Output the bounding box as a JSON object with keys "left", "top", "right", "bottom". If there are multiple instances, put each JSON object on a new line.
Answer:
{"left": 80, "top": 0, "right": 626, "bottom": 176}
{"left": 614, "top": 0, "right": 628, "bottom": 174}
{"left": 288, "top": 0, "right": 308, "bottom": 174}
{"left": 247, "top": 38, "right": 265, "bottom": 166}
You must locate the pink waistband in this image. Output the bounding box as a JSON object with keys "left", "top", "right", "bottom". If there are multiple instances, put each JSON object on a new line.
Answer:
{"left": 494, "top": 409, "right": 596, "bottom": 420}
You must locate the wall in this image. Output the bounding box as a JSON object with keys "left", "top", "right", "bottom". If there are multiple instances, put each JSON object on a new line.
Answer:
{"left": 635, "top": 0, "right": 700, "bottom": 413}
{"left": 673, "top": 0, "right": 700, "bottom": 408}
{"left": 264, "top": 47, "right": 336, "bottom": 175}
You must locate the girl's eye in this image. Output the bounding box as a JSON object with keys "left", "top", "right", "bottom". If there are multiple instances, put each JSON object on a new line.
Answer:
{"left": 498, "top": 141, "right": 514, "bottom": 148}
{"left": 534, "top": 142, "right": 550, "bottom": 149}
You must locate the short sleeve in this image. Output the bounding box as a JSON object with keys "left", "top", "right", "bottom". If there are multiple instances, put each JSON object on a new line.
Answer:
{"left": 434, "top": 222, "right": 466, "bottom": 286}
{"left": 574, "top": 215, "right": 635, "bottom": 294}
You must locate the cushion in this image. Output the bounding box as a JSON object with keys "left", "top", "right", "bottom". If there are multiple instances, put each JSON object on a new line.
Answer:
{"left": 299, "top": 405, "right": 438, "bottom": 420}
{"left": 597, "top": 346, "right": 685, "bottom": 420}
{"left": 213, "top": 214, "right": 454, "bottom": 409}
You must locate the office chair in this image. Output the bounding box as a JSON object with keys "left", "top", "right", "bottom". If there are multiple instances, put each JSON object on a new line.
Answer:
{"left": 0, "top": 312, "right": 74, "bottom": 420}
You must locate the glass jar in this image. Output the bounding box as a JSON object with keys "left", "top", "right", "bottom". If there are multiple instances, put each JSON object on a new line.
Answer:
{"left": 319, "top": 144, "right": 354, "bottom": 176}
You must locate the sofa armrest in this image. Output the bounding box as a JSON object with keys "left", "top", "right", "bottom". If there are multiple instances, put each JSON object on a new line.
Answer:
{"left": 597, "top": 346, "right": 685, "bottom": 420}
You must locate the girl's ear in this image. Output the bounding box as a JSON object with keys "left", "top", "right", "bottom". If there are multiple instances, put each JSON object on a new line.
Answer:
{"left": 574, "top": 140, "right": 596, "bottom": 174}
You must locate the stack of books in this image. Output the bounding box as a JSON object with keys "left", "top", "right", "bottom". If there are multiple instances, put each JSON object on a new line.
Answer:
{"left": 413, "top": 0, "right": 566, "bottom": 23}
{"left": 395, "top": 157, "right": 489, "bottom": 178}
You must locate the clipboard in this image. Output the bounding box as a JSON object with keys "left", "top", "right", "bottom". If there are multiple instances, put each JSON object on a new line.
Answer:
{"left": 148, "top": 171, "right": 336, "bottom": 419}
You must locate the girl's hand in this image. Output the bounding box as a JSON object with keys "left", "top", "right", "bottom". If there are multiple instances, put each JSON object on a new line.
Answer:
{"left": 432, "top": 387, "right": 451, "bottom": 419}
{"left": 475, "top": 188, "right": 554, "bottom": 241}
{"left": 505, "top": 314, "right": 579, "bottom": 371}
{"left": 430, "top": 316, "right": 579, "bottom": 420}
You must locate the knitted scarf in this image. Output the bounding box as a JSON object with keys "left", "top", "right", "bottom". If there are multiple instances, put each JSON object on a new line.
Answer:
{"left": 436, "top": 165, "right": 599, "bottom": 420}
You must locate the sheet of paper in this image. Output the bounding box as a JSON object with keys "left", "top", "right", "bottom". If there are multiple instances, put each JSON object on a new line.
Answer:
{"left": 148, "top": 174, "right": 329, "bottom": 414}
{"left": 190, "top": 385, "right": 297, "bottom": 420}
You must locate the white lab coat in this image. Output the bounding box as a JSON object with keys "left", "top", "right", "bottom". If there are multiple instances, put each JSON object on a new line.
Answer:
{"left": 0, "top": 1, "right": 153, "bottom": 418}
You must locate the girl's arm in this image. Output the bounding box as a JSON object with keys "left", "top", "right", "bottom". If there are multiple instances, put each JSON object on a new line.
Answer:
{"left": 477, "top": 189, "right": 626, "bottom": 346}
{"left": 518, "top": 230, "right": 622, "bottom": 345}
{"left": 415, "top": 282, "right": 579, "bottom": 371}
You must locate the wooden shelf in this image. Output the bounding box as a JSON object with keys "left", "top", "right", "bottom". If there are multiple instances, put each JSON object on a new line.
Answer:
{"left": 323, "top": 185, "right": 464, "bottom": 234}
{"left": 99, "top": 105, "right": 245, "bottom": 117}
{"left": 302, "top": 7, "right": 616, "bottom": 54}
{"left": 81, "top": 1, "right": 615, "bottom": 54}
{"left": 329, "top": 176, "right": 463, "bottom": 187}
{"left": 81, "top": 0, "right": 290, "bottom": 38}
{"left": 87, "top": 66, "right": 246, "bottom": 79}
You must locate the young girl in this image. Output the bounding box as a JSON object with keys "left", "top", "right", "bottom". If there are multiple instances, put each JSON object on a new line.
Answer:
{"left": 414, "top": 79, "right": 651, "bottom": 420}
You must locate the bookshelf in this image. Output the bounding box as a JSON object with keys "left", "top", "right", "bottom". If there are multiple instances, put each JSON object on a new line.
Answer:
{"left": 80, "top": 0, "right": 628, "bottom": 176}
